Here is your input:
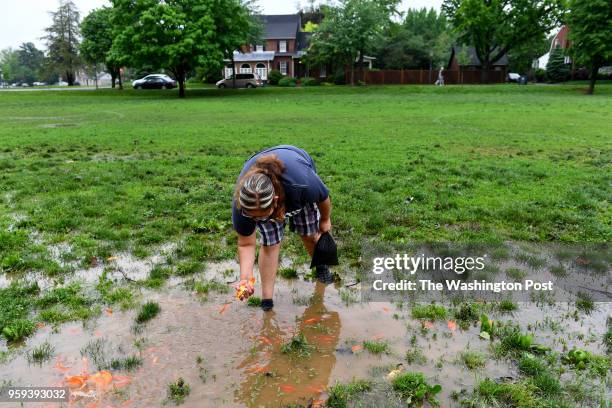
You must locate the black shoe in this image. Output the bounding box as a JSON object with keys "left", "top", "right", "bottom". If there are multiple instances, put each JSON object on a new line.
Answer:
{"left": 261, "top": 299, "right": 274, "bottom": 311}
{"left": 315, "top": 265, "right": 334, "bottom": 285}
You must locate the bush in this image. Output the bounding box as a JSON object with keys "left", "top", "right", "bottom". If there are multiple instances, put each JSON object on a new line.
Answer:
{"left": 267, "top": 69, "right": 283, "bottom": 85}
{"left": 533, "top": 68, "right": 547, "bottom": 83}
{"left": 392, "top": 372, "right": 441, "bottom": 406}
{"left": 299, "top": 77, "right": 318, "bottom": 86}
{"left": 278, "top": 77, "right": 297, "bottom": 87}
{"left": 333, "top": 70, "right": 346, "bottom": 85}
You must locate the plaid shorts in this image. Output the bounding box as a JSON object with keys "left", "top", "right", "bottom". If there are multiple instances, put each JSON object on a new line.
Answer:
{"left": 256, "top": 203, "right": 320, "bottom": 246}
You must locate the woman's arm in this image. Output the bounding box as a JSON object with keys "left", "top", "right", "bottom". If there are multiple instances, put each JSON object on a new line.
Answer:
{"left": 318, "top": 196, "right": 332, "bottom": 233}
{"left": 238, "top": 231, "right": 256, "bottom": 279}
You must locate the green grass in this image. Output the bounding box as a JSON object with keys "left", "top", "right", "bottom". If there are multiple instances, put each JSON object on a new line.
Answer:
{"left": 460, "top": 350, "right": 487, "bottom": 370}
{"left": 391, "top": 372, "right": 441, "bottom": 407}
{"left": 167, "top": 377, "right": 190, "bottom": 404}
{"left": 27, "top": 341, "right": 55, "bottom": 364}
{"left": 280, "top": 333, "right": 315, "bottom": 357}
{"left": 0, "top": 85, "right": 609, "bottom": 277}
{"left": 327, "top": 379, "right": 372, "bottom": 408}
{"left": 278, "top": 267, "right": 298, "bottom": 279}
{"left": 411, "top": 303, "right": 447, "bottom": 320}
{"left": 363, "top": 340, "right": 390, "bottom": 354}
{"left": 135, "top": 301, "right": 161, "bottom": 324}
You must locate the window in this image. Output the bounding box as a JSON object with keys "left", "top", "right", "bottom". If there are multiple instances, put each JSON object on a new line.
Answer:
{"left": 279, "top": 40, "right": 287, "bottom": 53}
{"left": 256, "top": 45, "right": 264, "bottom": 52}
{"left": 240, "top": 63, "right": 252, "bottom": 74}
{"left": 319, "top": 65, "right": 326, "bottom": 78}
{"left": 279, "top": 61, "right": 288, "bottom": 75}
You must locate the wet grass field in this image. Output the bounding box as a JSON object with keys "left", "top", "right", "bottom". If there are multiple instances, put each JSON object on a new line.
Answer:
{"left": 0, "top": 84, "right": 610, "bottom": 407}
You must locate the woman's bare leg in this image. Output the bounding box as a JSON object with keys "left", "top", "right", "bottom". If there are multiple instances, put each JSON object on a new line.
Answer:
{"left": 300, "top": 232, "right": 320, "bottom": 257}
{"left": 259, "top": 243, "right": 281, "bottom": 299}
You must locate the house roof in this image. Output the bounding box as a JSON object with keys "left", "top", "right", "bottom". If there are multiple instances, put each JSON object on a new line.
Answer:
{"left": 230, "top": 51, "right": 276, "bottom": 62}
{"left": 257, "top": 14, "right": 301, "bottom": 39}
{"left": 452, "top": 46, "right": 509, "bottom": 66}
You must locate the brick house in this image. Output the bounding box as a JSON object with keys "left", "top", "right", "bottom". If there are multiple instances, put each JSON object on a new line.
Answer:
{"left": 533, "top": 26, "right": 572, "bottom": 69}
{"left": 224, "top": 14, "right": 314, "bottom": 80}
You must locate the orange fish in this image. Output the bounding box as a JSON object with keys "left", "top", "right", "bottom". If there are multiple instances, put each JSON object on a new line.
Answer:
{"left": 36, "top": 322, "right": 46, "bottom": 329}
{"left": 351, "top": 344, "right": 363, "bottom": 353}
{"left": 280, "top": 384, "right": 296, "bottom": 393}
{"left": 219, "top": 303, "right": 231, "bottom": 314}
{"left": 246, "top": 365, "right": 267, "bottom": 374}
{"left": 65, "top": 375, "right": 86, "bottom": 389}
{"left": 307, "top": 385, "right": 324, "bottom": 394}
{"left": 382, "top": 306, "right": 390, "bottom": 312}
{"left": 105, "top": 308, "right": 113, "bottom": 316}
{"left": 447, "top": 320, "right": 457, "bottom": 332}
{"left": 423, "top": 321, "right": 434, "bottom": 329}
{"left": 318, "top": 335, "right": 334, "bottom": 343}
{"left": 304, "top": 317, "right": 321, "bottom": 324}
{"left": 89, "top": 370, "right": 113, "bottom": 388}
{"left": 260, "top": 336, "right": 272, "bottom": 345}
{"left": 54, "top": 360, "right": 71, "bottom": 373}
{"left": 372, "top": 333, "right": 385, "bottom": 340}
{"left": 107, "top": 256, "right": 119, "bottom": 262}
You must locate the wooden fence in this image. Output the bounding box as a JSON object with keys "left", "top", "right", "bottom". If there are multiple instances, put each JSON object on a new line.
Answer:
{"left": 345, "top": 69, "right": 506, "bottom": 85}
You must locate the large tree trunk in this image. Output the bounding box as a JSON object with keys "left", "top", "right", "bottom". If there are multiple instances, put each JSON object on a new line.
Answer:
{"left": 111, "top": 71, "right": 117, "bottom": 89}
{"left": 587, "top": 63, "right": 599, "bottom": 95}
{"left": 231, "top": 54, "right": 236, "bottom": 88}
{"left": 117, "top": 69, "right": 123, "bottom": 90}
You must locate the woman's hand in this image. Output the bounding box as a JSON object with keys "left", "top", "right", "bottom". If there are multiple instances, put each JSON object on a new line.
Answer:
{"left": 319, "top": 218, "right": 332, "bottom": 234}
{"left": 234, "top": 277, "right": 255, "bottom": 300}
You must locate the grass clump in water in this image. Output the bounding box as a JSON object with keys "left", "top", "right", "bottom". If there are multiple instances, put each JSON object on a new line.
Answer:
{"left": 498, "top": 299, "right": 518, "bottom": 313}
{"left": 327, "top": 379, "right": 372, "bottom": 408}
{"left": 279, "top": 267, "right": 298, "bottom": 279}
{"left": 411, "top": 303, "right": 447, "bottom": 320}
{"left": 575, "top": 292, "right": 595, "bottom": 314}
{"left": 135, "top": 301, "right": 161, "bottom": 324}
{"left": 247, "top": 296, "right": 261, "bottom": 307}
{"left": 363, "top": 340, "right": 390, "bottom": 354}
{"left": 391, "top": 372, "right": 441, "bottom": 407}
{"left": 405, "top": 347, "right": 427, "bottom": 365}
{"left": 167, "top": 377, "right": 190, "bottom": 404}
{"left": 281, "top": 333, "right": 315, "bottom": 357}
{"left": 27, "top": 341, "right": 55, "bottom": 364}
{"left": 460, "top": 350, "right": 487, "bottom": 370}
{"left": 110, "top": 355, "right": 143, "bottom": 371}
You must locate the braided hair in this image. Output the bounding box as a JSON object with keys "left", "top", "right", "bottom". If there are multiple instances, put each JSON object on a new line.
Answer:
{"left": 235, "top": 154, "right": 286, "bottom": 220}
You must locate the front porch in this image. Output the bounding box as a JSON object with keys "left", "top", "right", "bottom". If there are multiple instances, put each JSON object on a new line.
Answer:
{"left": 224, "top": 51, "right": 275, "bottom": 80}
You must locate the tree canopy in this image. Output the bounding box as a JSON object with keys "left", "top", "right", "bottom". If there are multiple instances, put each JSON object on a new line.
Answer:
{"left": 567, "top": 0, "right": 611, "bottom": 94}
{"left": 443, "top": 0, "right": 563, "bottom": 75}
{"left": 110, "top": 0, "right": 260, "bottom": 97}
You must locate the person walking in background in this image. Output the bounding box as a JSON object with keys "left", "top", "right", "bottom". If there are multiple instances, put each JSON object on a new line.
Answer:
{"left": 435, "top": 66, "right": 445, "bottom": 86}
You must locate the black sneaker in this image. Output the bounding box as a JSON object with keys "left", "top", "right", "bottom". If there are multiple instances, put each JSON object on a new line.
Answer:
{"left": 261, "top": 299, "right": 274, "bottom": 311}
{"left": 315, "top": 265, "right": 334, "bottom": 285}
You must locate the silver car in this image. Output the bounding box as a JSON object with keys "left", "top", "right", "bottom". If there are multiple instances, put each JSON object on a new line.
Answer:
{"left": 216, "top": 73, "right": 261, "bottom": 88}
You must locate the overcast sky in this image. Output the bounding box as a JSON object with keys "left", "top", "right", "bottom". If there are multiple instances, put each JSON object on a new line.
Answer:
{"left": 0, "top": 0, "right": 442, "bottom": 51}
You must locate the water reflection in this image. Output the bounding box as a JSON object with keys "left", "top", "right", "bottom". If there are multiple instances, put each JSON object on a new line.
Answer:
{"left": 235, "top": 282, "right": 340, "bottom": 407}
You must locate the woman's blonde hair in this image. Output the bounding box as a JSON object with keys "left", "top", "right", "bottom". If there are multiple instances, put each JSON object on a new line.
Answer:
{"left": 234, "top": 154, "right": 286, "bottom": 221}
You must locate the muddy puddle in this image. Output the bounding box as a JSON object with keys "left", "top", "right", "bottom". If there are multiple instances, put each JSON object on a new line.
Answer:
{"left": 1, "top": 256, "right": 610, "bottom": 408}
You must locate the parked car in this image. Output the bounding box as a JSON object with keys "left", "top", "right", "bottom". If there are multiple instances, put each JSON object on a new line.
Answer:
{"left": 32, "top": 82, "right": 47, "bottom": 86}
{"left": 132, "top": 74, "right": 176, "bottom": 89}
{"left": 56, "top": 81, "right": 69, "bottom": 86}
{"left": 507, "top": 73, "right": 521, "bottom": 82}
{"left": 216, "top": 73, "right": 261, "bottom": 88}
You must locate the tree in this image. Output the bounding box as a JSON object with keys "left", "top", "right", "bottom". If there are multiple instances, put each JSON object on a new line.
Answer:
{"left": 567, "top": 0, "right": 612, "bottom": 94}
{"left": 18, "top": 43, "right": 45, "bottom": 83}
{"left": 546, "top": 46, "right": 570, "bottom": 82}
{"left": 507, "top": 35, "right": 550, "bottom": 76}
{"left": 443, "top": 0, "right": 563, "bottom": 81}
{"left": 307, "top": 0, "right": 399, "bottom": 85}
{"left": 80, "top": 7, "right": 123, "bottom": 89}
{"left": 110, "top": 0, "right": 260, "bottom": 98}
{"left": 376, "top": 8, "right": 453, "bottom": 70}
{"left": 44, "top": 0, "right": 81, "bottom": 86}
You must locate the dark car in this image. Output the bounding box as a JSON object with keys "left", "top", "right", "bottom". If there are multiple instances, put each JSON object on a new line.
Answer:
{"left": 132, "top": 74, "right": 177, "bottom": 89}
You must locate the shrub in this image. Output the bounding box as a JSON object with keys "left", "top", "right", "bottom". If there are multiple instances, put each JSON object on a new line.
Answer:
{"left": 267, "top": 69, "right": 283, "bottom": 85}
{"left": 333, "top": 70, "right": 346, "bottom": 85}
{"left": 279, "top": 267, "right": 298, "bottom": 279}
{"left": 2, "top": 319, "right": 36, "bottom": 342}
{"left": 534, "top": 68, "right": 547, "bottom": 83}
{"left": 278, "top": 77, "right": 297, "bottom": 87}
{"left": 167, "top": 377, "right": 190, "bottom": 404}
{"left": 300, "top": 77, "right": 318, "bottom": 86}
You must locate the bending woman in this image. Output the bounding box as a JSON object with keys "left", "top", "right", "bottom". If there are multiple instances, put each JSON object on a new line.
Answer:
{"left": 232, "top": 145, "right": 333, "bottom": 311}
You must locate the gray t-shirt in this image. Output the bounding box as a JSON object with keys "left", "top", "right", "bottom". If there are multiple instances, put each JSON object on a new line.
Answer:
{"left": 232, "top": 145, "right": 329, "bottom": 236}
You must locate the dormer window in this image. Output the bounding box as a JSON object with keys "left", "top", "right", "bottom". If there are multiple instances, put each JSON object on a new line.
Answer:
{"left": 279, "top": 40, "right": 287, "bottom": 53}
{"left": 256, "top": 44, "right": 264, "bottom": 52}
